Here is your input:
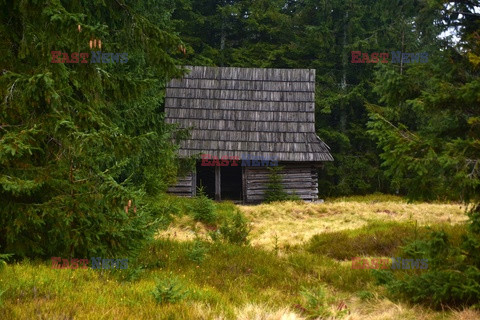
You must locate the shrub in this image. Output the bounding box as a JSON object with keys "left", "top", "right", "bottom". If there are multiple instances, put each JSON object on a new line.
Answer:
{"left": 299, "top": 286, "right": 350, "bottom": 319}
{"left": 152, "top": 275, "right": 189, "bottom": 304}
{"left": 0, "top": 253, "right": 12, "bottom": 270}
{"left": 264, "top": 166, "right": 300, "bottom": 203}
{"left": 385, "top": 268, "right": 480, "bottom": 308}
{"left": 300, "top": 286, "right": 331, "bottom": 319}
{"left": 150, "top": 194, "right": 181, "bottom": 217}
{"left": 357, "top": 290, "right": 375, "bottom": 301}
{"left": 372, "top": 269, "right": 395, "bottom": 285}
{"left": 210, "top": 209, "right": 250, "bottom": 245}
{"left": 186, "top": 240, "right": 208, "bottom": 263}
{"left": 191, "top": 187, "right": 217, "bottom": 224}
{"left": 375, "top": 206, "right": 480, "bottom": 308}
{"left": 122, "top": 265, "right": 144, "bottom": 282}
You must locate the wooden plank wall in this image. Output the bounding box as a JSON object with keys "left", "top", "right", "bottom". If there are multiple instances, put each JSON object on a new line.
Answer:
{"left": 244, "top": 164, "right": 318, "bottom": 203}
{"left": 167, "top": 172, "right": 196, "bottom": 197}
{"left": 167, "top": 164, "right": 319, "bottom": 202}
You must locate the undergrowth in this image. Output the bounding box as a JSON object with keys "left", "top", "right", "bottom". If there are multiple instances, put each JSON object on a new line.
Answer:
{"left": 306, "top": 221, "right": 466, "bottom": 260}
{"left": 373, "top": 206, "right": 480, "bottom": 309}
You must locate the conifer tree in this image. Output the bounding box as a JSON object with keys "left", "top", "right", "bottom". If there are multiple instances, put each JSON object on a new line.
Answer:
{"left": 264, "top": 166, "right": 289, "bottom": 203}
{"left": 0, "top": 0, "right": 187, "bottom": 258}
{"left": 367, "top": 0, "right": 480, "bottom": 201}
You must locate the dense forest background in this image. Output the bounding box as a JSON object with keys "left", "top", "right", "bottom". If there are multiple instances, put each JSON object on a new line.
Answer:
{"left": 0, "top": 0, "right": 479, "bottom": 258}
{"left": 169, "top": 0, "right": 480, "bottom": 200}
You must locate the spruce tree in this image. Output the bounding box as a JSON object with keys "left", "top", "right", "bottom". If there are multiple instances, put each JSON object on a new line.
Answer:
{"left": 367, "top": 0, "right": 480, "bottom": 201}
{"left": 0, "top": 0, "right": 187, "bottom": 259}
{"left": 264, "top": 166, "right": 290, "bottom": 203}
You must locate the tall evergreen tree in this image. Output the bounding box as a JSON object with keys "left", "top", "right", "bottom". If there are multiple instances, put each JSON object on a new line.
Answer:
{"left": 0, "top": 0, "right": 186, "bottom": 258}
{"left": 367, "top": 0, "right": 480, "bottom": 201}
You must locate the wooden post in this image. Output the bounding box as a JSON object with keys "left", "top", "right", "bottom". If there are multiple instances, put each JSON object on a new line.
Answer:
{"left": 215, "top": 166, "right": 221, "bottom": 201}
{"left": 242, "top": 167, "right": 247, "bottom": 204}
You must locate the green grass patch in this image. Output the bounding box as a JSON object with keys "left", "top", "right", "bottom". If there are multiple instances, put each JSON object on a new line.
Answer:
{"left": 306, "top": 221, "right": 467, "bottom": 260}
{"left": 0, "top": 239, "right": 362, "bottom": 319}
{"left": 329, "top": 193, "right": 407, "bottom": 203}
{"left": 0, "top": 198, "right": 474, "bottom": 319}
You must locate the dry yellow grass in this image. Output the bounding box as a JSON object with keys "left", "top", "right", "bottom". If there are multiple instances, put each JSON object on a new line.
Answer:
{"left": 233, "top": 303, "right": 304, "bottom": 320}
{"left": 341, "top": 297, "right": 448, "bottom": 320}
{"left": 155, "top": 215, "right": 206, "bottom": 242}
{"left": 150, "top": 197, "right": 477, "bottom": 320}
{"left": 341, "top": 295, "right": 480, "bottom": 320}
{"left": 226, "top": 296, "right": 480, "bottom": 320}
{"left": 158, "top": 199, "right": 468, "bottom": 250}
{"left": 240, "top": 200, "right": 467, "bottom": 249}
{"left": 3, "top": 197, "right": 477, "bottom": 320}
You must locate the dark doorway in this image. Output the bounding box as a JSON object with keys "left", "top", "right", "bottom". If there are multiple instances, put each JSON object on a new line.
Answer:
{"left": 196, "top": 164, "right": 215, "bottom": 199}
{"left": 221, "top": 166, "right": 243, "bottom": 201}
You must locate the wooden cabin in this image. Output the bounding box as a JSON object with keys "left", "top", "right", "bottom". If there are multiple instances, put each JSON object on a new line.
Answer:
{"left": 165, "top": 66, "right": 333, "bottom": 203}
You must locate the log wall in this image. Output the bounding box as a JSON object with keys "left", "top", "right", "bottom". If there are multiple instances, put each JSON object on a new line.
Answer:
{"left": 167, "top": 172, "right": 196, "bottom": 197}
{"left": 244, "top": 163, "right": 319, "bottom": 203}
{"left": 168, "top": 163, "right": 320, "bottom": 202}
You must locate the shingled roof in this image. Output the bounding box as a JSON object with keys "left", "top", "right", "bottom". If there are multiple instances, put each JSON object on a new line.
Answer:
{"left": 164, "top": 66, "right": 333, "bottom": 162}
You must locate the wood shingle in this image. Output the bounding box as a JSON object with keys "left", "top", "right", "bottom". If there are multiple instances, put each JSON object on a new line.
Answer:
{"left": 165, "top": 66, "right": 333, "bottom": 162}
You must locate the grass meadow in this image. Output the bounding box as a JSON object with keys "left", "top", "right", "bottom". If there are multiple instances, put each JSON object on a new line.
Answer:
{"left": 0, "top": 195, "right": 478, "bottom": 319}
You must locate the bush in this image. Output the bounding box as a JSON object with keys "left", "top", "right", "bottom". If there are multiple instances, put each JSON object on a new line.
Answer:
{"left": 191, "top": 187, "right": 217, "bottom": 224}
{"left": 264, "top": 166, "right": 300, "bottom": 203}
{"left": 357, "top": 290, "right": 375, "bottom": 301}
{"left": 152, "top": 275, "right": 189, "bottom": 304}
{"left": 210, "top": 209, "right": 250, "bottom": 245}
{"left": 300, "top": 286, "right": 332, "bottom": 319}
{"left": 385, "top": 268, "right": 480, "bottom": 308}
{"left": 375, "top": 206, "right": 480, "bottom": 308}
{"left": 0, "top": 253, "right": 12, "bottom": 270}
{"left": 186, "top": 240, "right": 208, "bottom": 263}
{"left": 299, "top": 286, "right": 348, "bottom": 319}
{"left": 151, "top": 194, "right": 182, "bottom": 215}
{"left": 121, "top": 265, "right": 145, "bottom": 282}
